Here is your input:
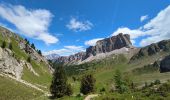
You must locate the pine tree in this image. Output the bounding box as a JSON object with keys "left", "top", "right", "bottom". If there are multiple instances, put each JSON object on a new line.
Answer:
{"left": 1, "top": 41, "right": 6, "bottom": 48}
{"left": 80, "top": 74, "right": 96, "bottom": 95}
{"left": 114, "top": 70, "right": 128, "bottom": 93}
{"left": 38, "top": 50, "right": 42, "bottom": 56}
{"left": 65, "top": 84, "right": 73, "bottom": 96}
{"left": 8, "top": 42, "right": 13, "bottom": 50}
{"left": 50, "top": 65, "right": 70, "bottom": 98}
{"left": 31, "top": 43, "right": 35, "bottom": 49}
{"left": 27, "top": 56, "right": 31, "bottom": 63}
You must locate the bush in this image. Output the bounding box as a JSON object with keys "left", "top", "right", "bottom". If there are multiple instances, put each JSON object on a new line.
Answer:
{"left": 80, "top": 74, "right": 96, "bottom": 95}
{"left": 8, "top": 43, "right": 13, "bottom": 50}
{"left": 65, "top": 84, "right": 73, "bottom": 96}
{"left": 154, "top": 79, "right": 161, "bottom": 85}
{"left": 27, "top": 56, "right": 31, "bottom": 63}
{"left": 149, "top": 82, "right": 154, "bottom": 87}
{"left": 100, "top": 87, "right": 106, "bottom": 92}
{"left": 1, "top": 41, "right": 6, "bottom": 48}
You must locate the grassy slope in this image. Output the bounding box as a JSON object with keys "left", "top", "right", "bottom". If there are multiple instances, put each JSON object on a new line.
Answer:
{"left": 64, "top": 52, "right": 170, "bottom": 96}
{"left": 11, "top": 37, "right": 52, "bottom": 90}
{"left": 0, "top": 76, "right": 43, "bottom": 100}
{"left": 0, "top": 33, "right": 52, "bottom": 99}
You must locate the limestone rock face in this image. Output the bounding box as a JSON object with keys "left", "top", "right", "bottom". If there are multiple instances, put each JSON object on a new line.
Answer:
{"left": 54, "top": 52, "right": 86, "bottom": 64}
{"left": 131, "top": 39, "right": 170, "bottom": 60}
{"left": 0, "top": 48, "right": 23, "bottom": 80}
{"left": 53, "top": 33, "right": 132, "bottom": 64}
{"left": 85, "top": 33, "right": 132, "bottom": 58}
{"left": 0, "top": 26, "right": 54, "bottom": 76}
{"left": 160, "top": 55, "right": 170, "bottom": 73}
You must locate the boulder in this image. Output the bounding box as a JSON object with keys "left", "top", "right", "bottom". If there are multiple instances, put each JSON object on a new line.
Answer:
{"left": 160, "top": 55, "right": 170, "bottom": 73}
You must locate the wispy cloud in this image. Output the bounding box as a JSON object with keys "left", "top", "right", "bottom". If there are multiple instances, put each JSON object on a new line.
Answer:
{"left": 140, "top": 15, "right": 148, "bottom": 22}
{"left": 66, "top": 17, "right": 93, "bottom": 32}
{"left": 112, "top": 5, "right": 170, "bottom": 47}
{"left": 43, "top": 45, "right": 85, "bottom": 56}
{"left": 0, "top": 4, "right": 58, "bottom": 44}
{"left": 85, "top": 38, "right": 103, "bottom": 46}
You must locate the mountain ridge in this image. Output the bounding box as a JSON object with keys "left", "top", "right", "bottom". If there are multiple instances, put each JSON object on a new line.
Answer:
{"left": 52, "top": 33, "right": 133, "bottom": 64}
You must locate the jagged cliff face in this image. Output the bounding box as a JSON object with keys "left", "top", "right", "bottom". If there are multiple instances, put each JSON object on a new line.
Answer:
{"left": 0, "top": 26, "right": 53, "bottom": 79}
{"left": 85, "top": 33, "right": 132, "bottom": 58}
{"left": 54, "top": 52, "right": 86, "bottom": 64}
{"left": 130, "top": 39, "right": 170, "bottom": 61}
{"left": 54, "top": 33, "right": 132, "bottom": 64}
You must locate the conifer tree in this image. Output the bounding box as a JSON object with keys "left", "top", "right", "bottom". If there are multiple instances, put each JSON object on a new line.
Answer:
{"left": 80, "top": 74, "right": 96, "bottom": 95}
{"left": 50, "top": 65, "right": 72, "bottom": 98}
{"left": 1, "top": 41, "right": 6, "bottom": 48}
{"left": 8, "top": 42, "right": 13, "bottom": 50}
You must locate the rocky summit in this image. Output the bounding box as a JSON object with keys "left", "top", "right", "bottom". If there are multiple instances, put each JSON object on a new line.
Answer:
{"left": 85, "top": 33, "right": 132, "bottom": 58}
{"left": 53, "top": 33, "right": 133, "bottom": 64}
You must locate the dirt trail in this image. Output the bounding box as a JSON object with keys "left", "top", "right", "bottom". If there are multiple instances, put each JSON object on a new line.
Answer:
{"left": 84, "top": 94, "right": 98, "bottom": 100}
{"left": 0, "top": 73, "right": 49, "bottom": 95}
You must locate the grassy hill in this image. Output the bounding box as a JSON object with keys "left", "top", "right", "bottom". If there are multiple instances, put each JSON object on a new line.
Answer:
{"left": 0, "top": 27, "right": 52, "bottom": 99}
{"left": 0, "top": 75, "right": 43, "bottom": 100}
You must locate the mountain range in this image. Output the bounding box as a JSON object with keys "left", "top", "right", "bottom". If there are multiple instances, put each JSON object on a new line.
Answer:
{"left": 0, "top": 26, "right": 170, "bottom": 99}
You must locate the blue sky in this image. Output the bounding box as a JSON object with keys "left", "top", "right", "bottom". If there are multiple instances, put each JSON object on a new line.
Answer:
{"left": 0, "top": 0, "right": 170, "bottom": 56}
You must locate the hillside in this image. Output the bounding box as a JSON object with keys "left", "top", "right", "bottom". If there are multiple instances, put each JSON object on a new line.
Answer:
{"left": 1, "top": 25, "right": 170, "bottom": 100}
{"left": 0, "top": 26, "right": 53, "bottom": 99}
{"left": 53, "top": 38, "right": 170, "bottom": 100}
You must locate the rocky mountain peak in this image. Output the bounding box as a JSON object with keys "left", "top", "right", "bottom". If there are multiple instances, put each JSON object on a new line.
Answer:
{"left": 53, "top": 33, "right": 133, "bottom": 64}
{"left": 85, "top": 33, "right": 132, "bottom": 58}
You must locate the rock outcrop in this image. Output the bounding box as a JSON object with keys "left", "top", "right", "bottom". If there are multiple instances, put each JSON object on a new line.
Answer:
{"left": 160, "top": 55, "right": 170, "bottom": 73}
{"left": 85, "top": 33, "right": 132, "bottom": 58}
{"left": 0, "top": 26, "right": 53, "bottom": 79}
{"left": 0, "top": 48, "right": 23, "bottom": 80}
{"left": 131, "top": 39, "right": 170, "bottom": 60}
{"left": 53, "top": 33, "right": 133, "bottom": 64}
{"left": 54, "top": 52, "right": 86, "bottom": 64}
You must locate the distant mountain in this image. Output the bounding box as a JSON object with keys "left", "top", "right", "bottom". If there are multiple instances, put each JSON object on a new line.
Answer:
{"left": 130, "top": 39, "right": 170, "bottom": 61}
{"left": 53, "top": 33, "right": 135, "bottom": 65}
{"left": 45, "top": 53, "right": 60, "bottom": 60}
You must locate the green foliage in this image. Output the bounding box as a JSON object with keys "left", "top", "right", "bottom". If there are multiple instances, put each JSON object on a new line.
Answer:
{"left": 132, "top": 64, "right": 159, "bottom": 75}
{"left": 154, "top": 79, "right": 161, "bottom": 85}
{"left": 65, "top": 84, "right": 73, "bottom": 96}
{"left": 8, "top": 42, "right": 13, "bottom": 50}
{"left": 27, "top": 56, "right": 31, "bottom": 63}
{"left": 31, "top": 43, "right": 35, "bottom": 49}
{"left": 64, "top": 54, "right": 127, "bottom": 76}
{"left": 100, "top": 87, "right": 106, "bottom": 92}
{"left": 1, "top": 40, "right": 6, "bottom": 48}
{"left": 80, "top": 74, "right": 96, "bottom": 95}
{"left": 38, "top": 50, "right": 42, "bottom": 56}
{"left": 158, "top": 82, "right": 170, "bottom": 92}
{"left": 50, "top": 65, "right": 73, "bottom": 98}
{"left": 25, "top": 38, "right": 30, "bottom": 45}
{"left": 114, "top": 70, "right": 128, "bottom": 93}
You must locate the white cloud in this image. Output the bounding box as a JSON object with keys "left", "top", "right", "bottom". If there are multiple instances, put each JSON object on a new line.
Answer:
{"left": 140, "top": 15, "right": 148, "bottom": 22}
{"left": 0, "top": 4, "right": 58, "bottom": 44}
{"left": 85, "top": 38, "right": 103, "bottom": 46}
{"left": 43, "top": 45, "right": 85, "bottom": 56}
{"left": 66, "top": 17, "right": 93, "bottom": 32}
{"left": 112, "top": 5, "right": 170, "bottom": 47}
{"left": 64, "top": 45, "right": 84, "bottom": 50}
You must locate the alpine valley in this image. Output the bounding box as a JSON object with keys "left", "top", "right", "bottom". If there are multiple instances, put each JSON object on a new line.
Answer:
{"left": 0, "top": 1, "right": 170, "bottom": 100}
